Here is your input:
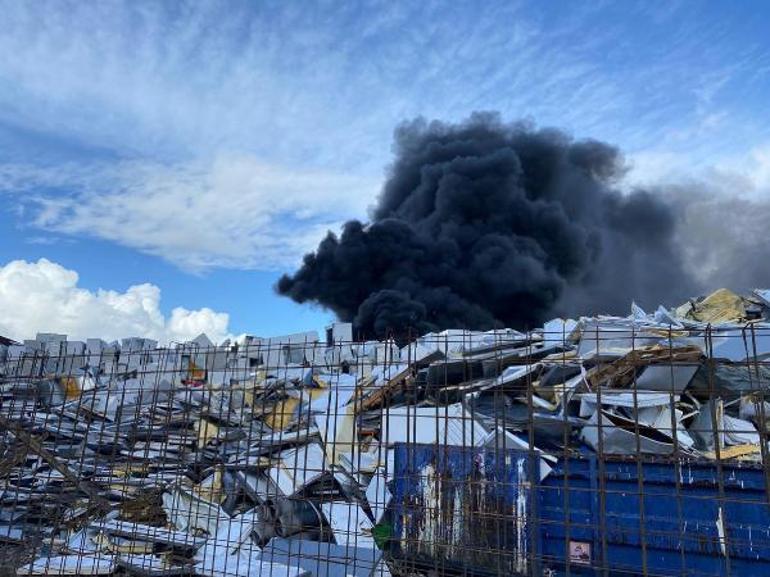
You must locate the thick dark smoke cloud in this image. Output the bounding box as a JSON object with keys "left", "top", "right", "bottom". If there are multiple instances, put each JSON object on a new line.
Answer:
{"left": 277, "top": 113, "right": 700, "bottom": 338}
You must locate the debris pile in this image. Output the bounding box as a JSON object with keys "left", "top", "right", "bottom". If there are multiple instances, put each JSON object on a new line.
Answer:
{"left": 2, "top": 289, "right": 770, "bottom": 576}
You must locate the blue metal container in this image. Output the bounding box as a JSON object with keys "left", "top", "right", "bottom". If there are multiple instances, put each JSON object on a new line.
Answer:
{"left": 392, "top": 443, "right": 536, "bottom": 575}
{"left": 391, "top": 443, "right": 770, "bottom": 576}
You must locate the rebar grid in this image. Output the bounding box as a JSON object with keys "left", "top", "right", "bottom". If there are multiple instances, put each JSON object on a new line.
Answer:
{"left": 0, "top": 325, "right": 769, "bottom": 577}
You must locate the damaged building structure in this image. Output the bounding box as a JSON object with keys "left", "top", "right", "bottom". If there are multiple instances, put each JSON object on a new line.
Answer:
{"left": 2, "top": 288, "right": 770, "bottom": 576}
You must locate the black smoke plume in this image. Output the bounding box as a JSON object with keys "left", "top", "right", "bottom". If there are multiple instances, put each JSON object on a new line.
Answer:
{"left": 277, "top": 113, "right": 699, "bottom": 338}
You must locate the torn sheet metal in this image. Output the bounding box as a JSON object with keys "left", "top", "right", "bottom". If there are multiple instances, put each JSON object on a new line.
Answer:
{"left": 195, "top": 540, "right": 308, "bottom": 577}
{"left": 309, "top": 373, "right": 357, "bottom": 412}
{"left": 93, "top": 520, "right": 207, "bottom": 550}
{"left": 261, "top": 538, "right": 384, "bottom": 577}
{"left": 635, "top": 405, "right": 695, "bottom": 449}
{"left": 689, "top": 362, "right": 770, "bottom": 396}
{"left": 636, "top": 363, "right": 698, "bottom": 393}
{"left": 582, "top": 409, "right": 683, "bottom": 455}
{"left": 708, "top": 326, "right": 770, "bottom": 362}
{"left": 543, "top": 318, "right": 579, "bottom": 347}
{"left": 162, "top": 487, "right": 228, "bottom": 536}
{"left": 578, "top": 391, "right": 677, "bottom": 416}
{"left": 723, "top": 413, "right": 761, "bottom": 446}
{"left": 235, "top": 471, "right": 281, "bottom": 503}
{"left": 115, "top": 554, "right": 194, "bottom": 577}
{"left": 268, "top": 443, "right": 328, "bottom": 496}
{"left": 469, "top": 363, "right": 540, "bottom": 397}
{"left": 17, "top": 554, "right": 116, "bottom": 576}
{"left": 382, "top": 403, "right": 488, "bottom": 446}
{"left": 274, "top": 498, "right": 326, "bottom": 538}
{"left": 364, "top": 468, "right": 392, "bottom": 524}
{"left": 689, "top": 399, "right": 725, "bottom": 451}
{"left": 264, "top": 398, "right": 301, "bottom": 431}
{"left": 200, "top": 509, "right": 261, "bottom": 556}
{"left": 479, "top": 427, "right": 555, "bottom": 480}
{"left": 315, "top": 404, "right": 357, "bottom": 465}
{"left": 409, "top": 329, "right": 527, "bottom": 360}
{"left": 320, "top": 501, "right": 376, "bottom": 548}
{"left": 577, "top": 321, "right": 669, "bottom": 360}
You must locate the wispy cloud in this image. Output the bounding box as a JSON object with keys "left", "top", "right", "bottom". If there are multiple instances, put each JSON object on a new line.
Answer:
{"left": 2, "top": 156, "right": 377, "bottom": 270}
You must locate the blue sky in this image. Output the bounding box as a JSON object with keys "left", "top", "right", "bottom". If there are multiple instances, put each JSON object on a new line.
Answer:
{"left": 1, "top": 0, "right": 769, "bottom": 342}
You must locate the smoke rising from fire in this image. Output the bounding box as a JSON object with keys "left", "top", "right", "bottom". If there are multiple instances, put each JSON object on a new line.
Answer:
{"left": 277, "top": 113, "right": 701, "bottom": 338}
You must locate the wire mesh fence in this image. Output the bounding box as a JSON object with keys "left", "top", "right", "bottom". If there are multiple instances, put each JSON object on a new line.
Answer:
{"left": 1, "top": 321, "right": 770, "bottom": 577}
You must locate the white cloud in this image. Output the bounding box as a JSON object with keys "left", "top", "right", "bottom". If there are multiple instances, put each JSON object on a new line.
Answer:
{"left": 0, "top": 1, "right": 727, "bottom": 173}
{"left": 3, "top": 155, "right": 378, "bottom": 270}
{"left": 0, "top": 258, "right": 231, "bottom": 343}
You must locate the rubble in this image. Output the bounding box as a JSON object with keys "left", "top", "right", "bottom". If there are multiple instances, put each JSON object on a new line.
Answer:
{"left": 3, "top": 289, "right": 770, "bottom": 575}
